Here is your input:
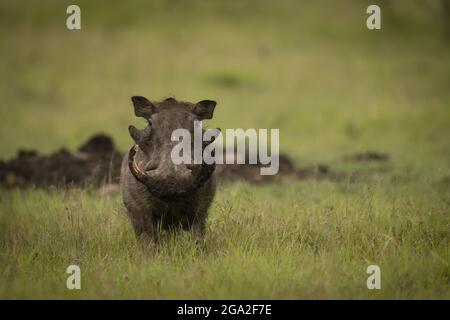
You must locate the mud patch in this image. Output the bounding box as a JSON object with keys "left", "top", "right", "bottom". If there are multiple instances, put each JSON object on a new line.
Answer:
{"left": 0, "top": 134, "right": 122, "bottom": 188}
{"left": 344, "top": 151, "right": 390, "bottom": 162}
{"left": 0, "top": 133, "right": 345, "bottom": 189}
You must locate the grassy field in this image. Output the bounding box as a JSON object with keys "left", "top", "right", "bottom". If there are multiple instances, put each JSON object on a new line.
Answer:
{"left": 0, "top": 0, "right": 449, "bottom": 299}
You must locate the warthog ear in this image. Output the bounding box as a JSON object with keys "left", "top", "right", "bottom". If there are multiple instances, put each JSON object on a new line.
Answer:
{"left": 192, "top": 100, "right": 217, "bottom": 120}
{"left": 131, "top": 96, "right": 157, "bottom": 119}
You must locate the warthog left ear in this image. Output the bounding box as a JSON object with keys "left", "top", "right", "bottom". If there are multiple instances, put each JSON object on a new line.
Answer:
{"left": 192, "top": 100, "right": 217, "bottom": 120}
{"left": 131, "top": 96, "right": 157, "bottom": 119}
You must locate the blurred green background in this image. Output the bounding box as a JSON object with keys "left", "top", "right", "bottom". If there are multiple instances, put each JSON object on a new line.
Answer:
{"left": 0, "top": 0, "right": 449, "bottom": 299}
{"left": 0, "top": 0, "right": 448, "bottom": 171}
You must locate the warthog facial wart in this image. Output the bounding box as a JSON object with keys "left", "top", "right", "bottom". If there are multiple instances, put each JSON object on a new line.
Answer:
{"left": 171, "top": 121, "right": 280, "bottom": 175}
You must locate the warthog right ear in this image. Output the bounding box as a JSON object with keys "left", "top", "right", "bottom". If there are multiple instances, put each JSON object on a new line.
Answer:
{"left": 131, "top": 96, "right": 157, "bottom": 119}
{"left": 192, "top": 100, "right": 217, "bottom": 120}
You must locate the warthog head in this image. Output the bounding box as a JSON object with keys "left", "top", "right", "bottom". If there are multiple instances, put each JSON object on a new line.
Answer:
{"left": 127, "top": 96, "right": 218, "bottom": 200}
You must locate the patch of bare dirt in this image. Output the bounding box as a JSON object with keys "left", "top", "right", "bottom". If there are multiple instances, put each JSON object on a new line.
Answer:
{"left": 0, "top": 134, "right": 122, "bottom": 188}
{"left": 344, "top": 151, "right": 390, "bottom": 162}
{"left": 0, "top": 133, "right": 346, "bottom": 189}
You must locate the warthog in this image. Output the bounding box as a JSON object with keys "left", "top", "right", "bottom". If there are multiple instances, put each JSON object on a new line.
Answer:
{"left": 120, "top": 96, "right": 218, "bottom": 242}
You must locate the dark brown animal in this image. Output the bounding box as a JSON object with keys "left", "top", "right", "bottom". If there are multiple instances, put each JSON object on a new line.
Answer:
{"left": 120, "top": 96, "right": 218, "bottom": 242}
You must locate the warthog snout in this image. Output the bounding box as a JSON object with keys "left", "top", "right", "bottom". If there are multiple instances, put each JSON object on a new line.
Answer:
{"left": 128, "top": 144, "right": 215, "bottom": 200}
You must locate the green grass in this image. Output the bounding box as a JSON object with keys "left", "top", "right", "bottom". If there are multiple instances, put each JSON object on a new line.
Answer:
{"left": 0, "top": 0, "right": 449, "bottom": 299}
{"left": 0, "top": 179, "right": 448, "bottom": 299}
